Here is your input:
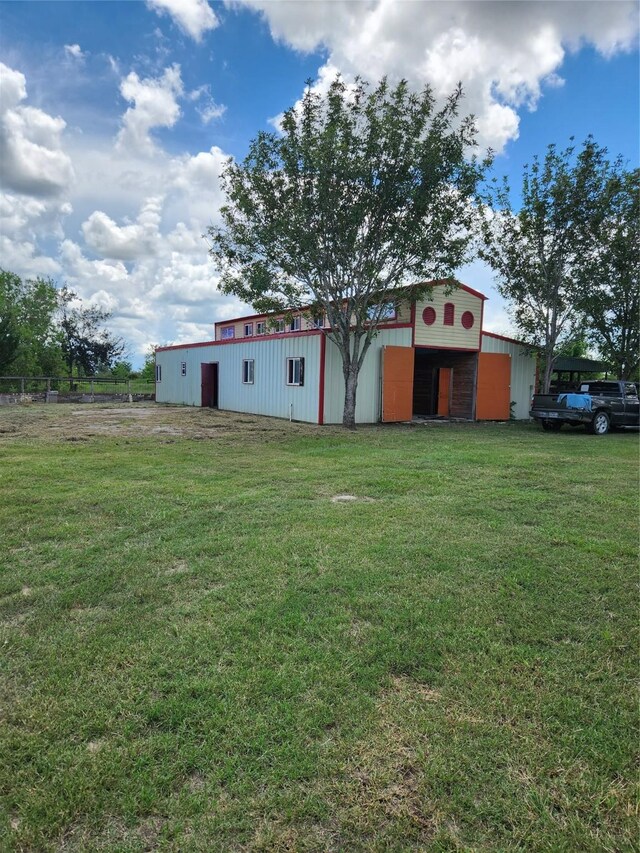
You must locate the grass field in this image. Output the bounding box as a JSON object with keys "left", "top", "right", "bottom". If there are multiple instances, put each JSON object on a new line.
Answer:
{"left": 1, "top": 404, "right": 638, "bottom": 851}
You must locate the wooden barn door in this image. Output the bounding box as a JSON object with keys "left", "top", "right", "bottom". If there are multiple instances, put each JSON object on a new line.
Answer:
{"left": 381, "top": 346, "right": 415, "bottom": 422}
{"left": 476, "top": 353, "right": 510, "bottom": 419}
{"left": 437, "top": 367, "right": 452, "bottom": 417}
{"left": 201, "top": 363, "right": 218, "bottom": 408}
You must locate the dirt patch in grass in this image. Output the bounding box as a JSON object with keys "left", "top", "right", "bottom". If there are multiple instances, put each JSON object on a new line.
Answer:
{"left": 0, "top": 402, "right": 334, "bottom": 443}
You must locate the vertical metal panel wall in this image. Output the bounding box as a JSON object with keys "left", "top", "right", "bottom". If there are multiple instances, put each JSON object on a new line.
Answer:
{"left": 480, "top": 334, "right": 537, "bottom": 419}
{"left": 323, "top": 328, "right": 413, "bottom": 424}
{"left": 156, "top": 335, "right": 321, "bottom": 422}
{"left": 156, "top": 345, "right": 216, "bottom": 406}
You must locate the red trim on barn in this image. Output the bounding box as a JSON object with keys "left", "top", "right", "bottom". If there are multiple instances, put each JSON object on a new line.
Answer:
{"left": 158, "top": 329, "right": 324, "bottom": 352}
{"left": 318, "top": 333, "right": 326, "bottom": 425}
{"left": 157, "top": 340, "right": 216, "bottom": 352}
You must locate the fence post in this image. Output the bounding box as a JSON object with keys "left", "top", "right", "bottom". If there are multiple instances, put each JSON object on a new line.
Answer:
{"left": 90, "top": 379, "right": 94, "bottom": 402}
{"left": 47, "top": 377, "right": 51, "bottom": 392}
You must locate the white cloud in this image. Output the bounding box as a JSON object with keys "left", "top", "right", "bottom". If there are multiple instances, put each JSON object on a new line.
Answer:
{"left": 116, "top": 64, "right": 184, "bottom": 155}
{"left": 81, "top": 196, "right": 163, "bottom": 260}
{"left": 146, "top": 0, "right": 218, "bottom": 42}
{"left": 64, "top": 44, "right": 86, "bottom": 62}
{"left": 239, "top": 0, "right": 639, "bottom": 152}
{"left": 198, "top": 100, "right": 226, "bottom": 124}
{"left": 187, "top": 83, "right": 227, "bottom": 124}
{"left": 0, "top": 62, "right": 74, "bottom": 197}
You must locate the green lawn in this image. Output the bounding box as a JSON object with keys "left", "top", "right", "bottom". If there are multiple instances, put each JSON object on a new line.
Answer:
{"left": 1, "top": 406, "right": 638, "bottom": 851}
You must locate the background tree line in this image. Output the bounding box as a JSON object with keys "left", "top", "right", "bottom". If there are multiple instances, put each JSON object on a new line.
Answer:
{"left": 0, "top": 270, "right": 132, "bottom": 378}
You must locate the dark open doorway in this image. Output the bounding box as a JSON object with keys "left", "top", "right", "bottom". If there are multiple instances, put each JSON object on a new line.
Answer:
{"left": 412, "top": 349, "right": 477, "bottom": 419}
{"left": 201, "top": 362, "right": 218, "bottom": 408}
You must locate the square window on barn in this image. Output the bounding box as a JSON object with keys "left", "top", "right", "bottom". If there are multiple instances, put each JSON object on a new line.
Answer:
{"left": 275, "top": 318, "right": 285, "bottom": 333}
{"left": 221, "top": 326, "right": 235, "bottom": 340}
{"left": 242, "top": 359, "right": 254, "bottom": 384}
{"left": 155, "top": 364, "right": 162, "bottom": 382}
{"left": 288, "top": 316, "right": 301, "bottom": 332}
{"left": 256, "top": 321, "right": 265, "bottom": 335}
{"left": 244, "top": 323, "right": 253, "bottom": 337}
{"left": 180, "top": 362, "right": 187, "bottom": 376}
{"left": 312, "top": 314, "right": 325, "bottom": 328}
{"left": 286, "top": 357, "right": 304, "bottom": 386}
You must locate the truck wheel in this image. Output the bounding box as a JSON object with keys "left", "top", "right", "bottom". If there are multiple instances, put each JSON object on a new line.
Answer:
{"left": 542, "top": 420, "right": 563, "bottom": 431}
{"left": 587, "top": 411, "right": 610, "bottom": 435}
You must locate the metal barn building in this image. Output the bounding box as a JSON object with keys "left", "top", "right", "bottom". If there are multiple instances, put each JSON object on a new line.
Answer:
{"left": 155, "top": 282, "right": 537, "bottom": 424}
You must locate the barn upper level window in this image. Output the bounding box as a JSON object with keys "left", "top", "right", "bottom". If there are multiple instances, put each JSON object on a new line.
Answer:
{"left": 288, "top": 316, "right": 301, "bottom": 332}
{"left": 444, "top": 302, "right": 454, "bottom": 326}
{"left": 256, "top": 321, "right": 265, "bottom": 335}
{"left": 244, "top": 323, "right": 253, "bottom": 337}
{"left": 221, "top": 326, "right": 235, "bottom": 340}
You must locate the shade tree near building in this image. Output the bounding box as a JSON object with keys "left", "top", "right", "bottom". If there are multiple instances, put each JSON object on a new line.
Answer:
{"left": 208, "top": 76, "right": 487, "bottom": 427}
{"left": 574, "top": 166, "right": 639, "bottom": 380}
{"left": 480, "top": 138, "right": 638, "bottom": 390}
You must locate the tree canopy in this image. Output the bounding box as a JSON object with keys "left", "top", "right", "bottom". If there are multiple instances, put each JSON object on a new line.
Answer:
{"left": 208, "top": 76, "right": 486, "bottom": 426}
{"left": 574, "top": 166, "right": 639, "bottom": 380}
{"left": 0, "top": 270, "right": 126, "bottom": 378}
{"left": 480, "top": 138, "right": 638, "bottom": 390}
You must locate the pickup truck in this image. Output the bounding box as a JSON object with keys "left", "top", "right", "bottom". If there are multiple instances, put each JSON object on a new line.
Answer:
{"left": 530, "top": 380, "right": 640, "bottom": 435}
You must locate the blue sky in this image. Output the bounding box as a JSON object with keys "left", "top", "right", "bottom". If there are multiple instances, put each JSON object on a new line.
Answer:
{"left": 1, "top": 1, "right": 638, "bottom": 365}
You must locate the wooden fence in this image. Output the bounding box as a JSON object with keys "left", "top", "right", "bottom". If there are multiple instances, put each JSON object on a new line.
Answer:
{"left": 0, "top": 376, "right": 155, "bottom": 398}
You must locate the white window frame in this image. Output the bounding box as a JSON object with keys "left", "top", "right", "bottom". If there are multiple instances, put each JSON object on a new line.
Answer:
{"left": 221, "top": 326, "right": 235, "bottom": 340}
{"left": 289, "top": 316, "right": 301, "bottom": 332}
{"left": 244, "top": 323, "right": 253, "bottom": 337}
{"left": 286, "top": 357, "right": 304, "bottom": 386}
{"left": 155, "top": 364, "right": 162, "bottom": 382}
{"left": 256, "top": 321, "right": 266, "bottom": 335}
{"left": 275, "top": 319, "right": 285, "bottom": 333}
{"left": 180, "top": 361, "right": 187, "bottom": 377}
{"left": 312, "top": 314, "right": 325, "bottom": 329}
{"left": 242, "top": 359, "right": 255, "bottom": 384}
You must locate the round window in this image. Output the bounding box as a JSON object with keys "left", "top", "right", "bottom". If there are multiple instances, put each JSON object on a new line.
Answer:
{"left": 422, "top": 306, "right": 436, "bottom": 326}
{"left": 461, "top": 311, "right": 474, "bottom": 329}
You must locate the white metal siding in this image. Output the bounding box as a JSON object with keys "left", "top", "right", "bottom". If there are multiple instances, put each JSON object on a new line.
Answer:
{"left": 155, "top": 346, "right": 215, "bottom": 406}
{"left": 323, "top": 328, "right": 413, "bottom": 424}
{"left": 156, "top": 335, "right": 321, "bottom": 422}
{"left": 480, "top": 334, "right": 537, "bottom": 419}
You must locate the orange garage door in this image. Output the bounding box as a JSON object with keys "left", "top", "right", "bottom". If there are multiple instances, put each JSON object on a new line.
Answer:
{"left": 382, "top": 346, "right": 415, "bottom": 422}
{"left": 476, "top": 353, "right": 511, "bottom": 420}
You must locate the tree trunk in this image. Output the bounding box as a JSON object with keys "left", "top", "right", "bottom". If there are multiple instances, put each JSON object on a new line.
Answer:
{"left": 541, "top": 354, "right": 554, "bottom": 394}
{"left": 342, "top": 365, "right": 359, "bottom": 429}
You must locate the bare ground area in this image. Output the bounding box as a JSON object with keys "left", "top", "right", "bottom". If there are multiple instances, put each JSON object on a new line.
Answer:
{"left": 0, "top": 402, "right": 330, "bottom": 443}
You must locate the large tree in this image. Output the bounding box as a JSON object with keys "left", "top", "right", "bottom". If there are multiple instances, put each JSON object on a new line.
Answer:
{"left": 480, "top": 138, "right": 617, "bottom": 393}
{"left": 575, "top": 166, "right": 639, "bottom": 380}
{"left": 208, "top": 76, "right": 486, "bottom": 427}
{"left": 0, "top": 270, "right": 65, "bottom": 376}
{"left": 58, "top": 286, "right": 125, "bottom": 376}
